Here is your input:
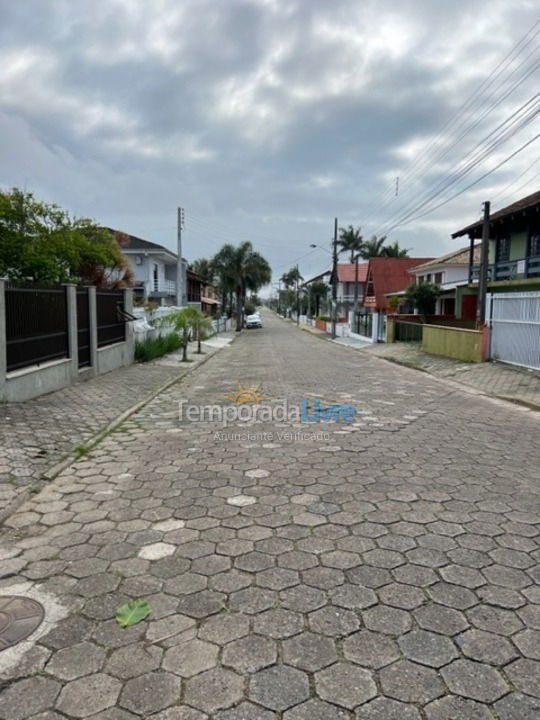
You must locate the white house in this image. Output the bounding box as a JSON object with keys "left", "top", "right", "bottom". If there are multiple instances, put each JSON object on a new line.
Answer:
{"left": 410, "top": 245, "right": 481, "bottom": 317}
{"left": 117, "top": 232, "right": 187, "bottom": 306}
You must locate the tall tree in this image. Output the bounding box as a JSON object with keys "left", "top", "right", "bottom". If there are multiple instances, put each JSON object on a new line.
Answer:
{"left": 213, "top": 242, "right": 271, "bottom": 331}
{"left": 338, "top": 225, "right": 363, "bottom": 262}
{"left": 382, "top": 241, "right": 409, "bottom": 258}
{"left": 0, "top": 187, "right": 133, "bottom": 286}
{"left": 338, "top": 225, "right": 364, "bottom": 315}
{"left": 361, "top": 235, "right": 387, "bottom": 259}
{"left": 190, "top": 258, "right": 215, "bottom": 283}
{"left": 309, "top": 281, "right": 329, "bottom": 317}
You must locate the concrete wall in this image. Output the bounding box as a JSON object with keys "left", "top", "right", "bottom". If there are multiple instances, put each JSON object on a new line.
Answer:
{"left": 422, "top": 324, "right": 485, "bottom": 363}
{"left": 1, "top": 282, "right": 134, "bottom": 402}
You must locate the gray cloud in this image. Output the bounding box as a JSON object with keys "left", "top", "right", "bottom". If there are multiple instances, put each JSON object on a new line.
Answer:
{"left": 0, "top": 0, "right": 538, "bottom": 283}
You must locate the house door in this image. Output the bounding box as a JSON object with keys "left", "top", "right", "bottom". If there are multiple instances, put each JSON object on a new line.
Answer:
{"left": 488, "top": 291, "right": 540, "bottom": 370}
{"left": 461, "top": 294, "right": 477, "bottom": 321}
{"left": 153, "top": 263, "right": 159, "bottom": 292}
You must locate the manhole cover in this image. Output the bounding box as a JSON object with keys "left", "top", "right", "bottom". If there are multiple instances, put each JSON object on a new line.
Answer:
{"left": 0, "top": 596, "right": 44, "bottom": 651}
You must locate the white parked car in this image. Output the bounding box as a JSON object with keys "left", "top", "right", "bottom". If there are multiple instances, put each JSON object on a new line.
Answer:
{"left": 246, "top": 313, "right": 263, "bottom": 329}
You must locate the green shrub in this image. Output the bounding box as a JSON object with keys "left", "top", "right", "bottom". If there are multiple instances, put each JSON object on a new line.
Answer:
{"left": 317, "top": 315, "right": 331, "bottom": 321}
{"left": 135, "top": 333, "right": 182, "bottom": 362}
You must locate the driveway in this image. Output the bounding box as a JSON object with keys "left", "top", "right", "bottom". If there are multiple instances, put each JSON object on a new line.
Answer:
{"left": 0, "top": 311, "right": 539, "bottom": 719}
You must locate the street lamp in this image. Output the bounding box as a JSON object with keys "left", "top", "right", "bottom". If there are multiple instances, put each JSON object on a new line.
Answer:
{"left": 309, "top": 222, "right": 338, "bottom": 338}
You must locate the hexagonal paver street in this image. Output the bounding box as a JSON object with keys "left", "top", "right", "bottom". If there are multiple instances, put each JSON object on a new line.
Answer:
{"left": 0, "top": 310, "right": 540, "bottom": 718}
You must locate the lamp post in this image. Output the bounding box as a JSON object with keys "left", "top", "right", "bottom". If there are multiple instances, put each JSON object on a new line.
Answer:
{"left": 309, "top": 218, "right": 338, "bottom": 339}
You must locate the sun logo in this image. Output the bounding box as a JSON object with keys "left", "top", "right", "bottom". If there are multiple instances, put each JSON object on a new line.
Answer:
{"left": 221, "top": 382, "right": 271, "bottom": 406}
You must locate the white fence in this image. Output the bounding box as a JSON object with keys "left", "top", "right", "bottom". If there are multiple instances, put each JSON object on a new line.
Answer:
{"left": 488, "top": 291, "right": 540, "bottom": 371}
{"left": 133, "top": 307, "right": 232, "bottom": 343}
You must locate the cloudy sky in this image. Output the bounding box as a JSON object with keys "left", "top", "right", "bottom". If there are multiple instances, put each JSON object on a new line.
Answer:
{"left": 1, "top": 0, "right": 539, "bottom": 286}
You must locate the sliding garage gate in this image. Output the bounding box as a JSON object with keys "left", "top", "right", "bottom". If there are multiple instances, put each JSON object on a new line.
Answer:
{"left": 488, "top": 291, "right": 540, "bottom": 371}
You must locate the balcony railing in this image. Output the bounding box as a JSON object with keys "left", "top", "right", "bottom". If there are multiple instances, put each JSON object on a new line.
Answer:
{"left": 151, "top": 279, "right": 176, "bottom": 295}
{"left": 338, "top": 293, "right": 364, "bottom": 303}
{"left": 470, "top": 256, "right": 540, "bottom": 283}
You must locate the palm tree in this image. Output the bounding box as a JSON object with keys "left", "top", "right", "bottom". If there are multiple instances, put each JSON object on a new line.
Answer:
{"left": 382, "top": 241, "right": 409, "bottom": 258}
{"left": 309, "top": 281, "right": 328, "bottom": 317}
{"left": 190, "top": 258, "right": 215, "bottom": 283}
{"left": 361, "top": 235, "right": 387, "bottom": 258}
{"left": 213, "top": 242, "right": 271, "bottom": 331}
{"left": 338, "top": 225, "right": 364, "bottom": 316}
{"left": 157, "top": 307, "right": 195, "bottom": 362}
{"left": 189, "top": 308, "right": 215, "bottom": 353}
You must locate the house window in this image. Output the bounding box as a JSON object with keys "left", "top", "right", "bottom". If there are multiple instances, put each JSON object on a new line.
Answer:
{"left": 418, "top": 275, "right": 424, "bottom": 283}
{"left": 434, "top": 272, "right": 443, "bottom": 285}
{"left": 496, "top": 236, "right": 510, "bottom": 262}
{"left": 426, "top": 273, "right": 432, "bottom": 282}
{"left": 529, "top": 232, "right": 540, "bottom": 258}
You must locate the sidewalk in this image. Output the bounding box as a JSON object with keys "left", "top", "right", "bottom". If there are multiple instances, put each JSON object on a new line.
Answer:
{"left": 0, "top": 333, "right": 234, "bottom": 521}
{"left": 300, "top": 322, "right": 540, "bottom": 410}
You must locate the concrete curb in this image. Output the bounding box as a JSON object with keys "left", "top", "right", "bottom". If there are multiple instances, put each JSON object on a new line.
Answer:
{"left": 0, "top": 334, "right": 237, "bottom": 524}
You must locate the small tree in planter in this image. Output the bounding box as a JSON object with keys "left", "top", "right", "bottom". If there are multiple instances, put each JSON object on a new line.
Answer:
{"left": 387, "top": 295, "right": 401, "bottom": 315}
{"left": 157, "top": 308, "right": 194, "bottom": 362}
{"left": 190, "top": 309, "right": 215, "bottom": 354}
{"left": 405, "top": 282, "right": 441, "bottom": 321}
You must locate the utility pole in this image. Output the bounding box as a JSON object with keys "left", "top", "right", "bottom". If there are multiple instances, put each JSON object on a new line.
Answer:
{"left": 476, "top": 201, "right": 491, "bottom": 327}
{"left": 176, "top": 207, "right": 185, "bottom": 307}
{"left": 277, "top": 279, "right": 282, "bottom": 315}
{"left": 331, "top": 217, "right": 338, "bottom": 339}
{"left": 296, "top": 264, "right": 300, "bottom": 326}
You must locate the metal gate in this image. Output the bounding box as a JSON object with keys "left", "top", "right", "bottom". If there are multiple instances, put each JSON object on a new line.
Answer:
{"left": 488, "top": 291, "right": 540, "bottom": 370}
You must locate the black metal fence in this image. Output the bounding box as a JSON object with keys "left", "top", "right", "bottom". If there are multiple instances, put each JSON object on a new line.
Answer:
{"left": 76, "top": 289, "right": 91, "bottom": 368}
{"left": 96, "top": 290, "right": 126, "bottom": 347}
{"left": 395, "top": 320, "right": 423, "bottom": 342}
{"left": 5, "top": 285, "right": 69, "bottom": 372}
{"left": 353, "top": 312, "right": 373, "bottom": 338}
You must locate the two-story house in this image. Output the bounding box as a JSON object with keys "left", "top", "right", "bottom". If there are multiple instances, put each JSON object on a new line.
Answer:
{"left": 410, "top": 245, "right": 481, "bottom": 319}
{"left": 452, "top": 190, "right": 540, "bottom": 370}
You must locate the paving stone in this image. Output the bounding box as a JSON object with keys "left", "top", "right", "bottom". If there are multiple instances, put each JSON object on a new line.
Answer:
{"left": 46, "top": 642, "right": 106, "bottom": 681}
{"left": 362, "top": 605, "right": 412, "bottom": 635}
{"left": 377, "top": 582, "right": 425, "bottom": 609}
{"left": 504, "top": 658, "right": 540, "bottom": 698}
{"left": 399, "top": 629, "right": 458, "bottom": 668}
{"left": 424, "top": 695, "right": 494, "bottom": 719}
{"left": 284, "top": 698, "right": 350, "bottom": 719}
{"left": 105, "top": 643, "right": 163, "bottom": 680}
{"left": 315, "top": 662, "right": 376, "bottom": 709}
{"left": 415, "top": 603, "right": 469, "bottom": 635}
{"left": 457, "top": 628, "right": 517, "bottom": 664}
{"left": 119, "top": 671, "right": 182, "bottom": 715}
{"left": 146, "top": 614, "right": 196, "bottom": 643}
{"left": 254, "top": 608, "right": 303, "bottom": 638}
{"left": 466, "top": 604, "right": 523, "bottom": 635}
{"left": 356, "top": 697, "right": 422, "bottom": 719}
{"left": 280, "top": 585, "right": 326, "bottom": 612}
{"left": 215, "top": 703, "right": 275, "bottom": 720}
{"left": 513, "top": 628, "right": 540, "bottom": 659}
{"left": 330, "top": 584, "right": 377, "bottom": 610}
{"left": 177, "top": 590, "right": 226, "bottom": 618}
{"left": 441, "top": 659, "right": 509, "bottom": 703}
{"left": 250, "top": 664, "right": 310, "bottom": 711}
{"left": 282, "top": 631, "right": 338, "bottom": 671}
{"left": 494, "top": 692, "right": 540, "bottom": 720}
{"left": 56, "top": 673, "right": 121, "bottom": 718}
{"left": 343, "top": 630, "right": 400, "bottom": 669}
{"left": 222, "top": 634, "right": 277, "bottom": 673}
{"left": 162, "top": 639, "right": 218, "bottom": 677}
{"left": 379, "top": 660, "right": 444, "bottom": 704}
{"left": 308, "top": 605, "right": 360, "bottom": 637}
{"left": 0, "top": 677, "right": 61, "bottom": 720}
{"left": 197, "top": 613, "right": 250, "bottom": 645}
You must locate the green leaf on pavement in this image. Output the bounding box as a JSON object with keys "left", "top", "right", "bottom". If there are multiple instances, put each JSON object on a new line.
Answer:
{"left": 116, "top": 599, "right": 151, "bottom": 627}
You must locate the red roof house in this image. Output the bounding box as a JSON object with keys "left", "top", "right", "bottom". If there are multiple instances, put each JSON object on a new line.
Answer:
{"left": 363, "top": 257, "right": 434, "bottom": 311}
{"left": 337, "top": 263, "right": 369, "bottom": 283}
